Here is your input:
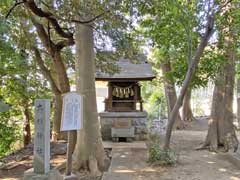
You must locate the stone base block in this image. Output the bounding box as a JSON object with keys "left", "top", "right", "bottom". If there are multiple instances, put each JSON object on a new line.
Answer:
{"left": 23, "top": 168, "right": 63, "bottom": 180}
{"left": 99, "top": 111, "right": 148, "bottom": 141}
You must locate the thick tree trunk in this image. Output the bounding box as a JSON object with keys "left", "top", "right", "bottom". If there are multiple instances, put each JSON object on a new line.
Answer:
{"left": 237, "top": 79, "right": 240, "bottom": 128}
{"left": 23, "top": 105, "right": 31, "bottom": 147}
{"left": 33, "top": 48, "right": 68, "bottom": 141}
{"left": 30, "top": 17, "right": 71, "bottom": 141}
{"left": 163, "top": 15, "right": 214, "bottom": 150}
{"left": 182, "top": 88, "right": 195, "bottom": 121}
{"left": 52, "top": 51, "right": 70, "bottom": 141}
{"left": 53, "top": 51, "right": 70, "bottom": 93}
{"left": 72, "top": 23, "right": 106, "bottom": 175}
{"left": 202, "top": 0, "right": 238, "bottom": 152}
{"left": 52, "top": 93, "right": 66, "bottom": 141}
{"left": 203, "top": 59, "right": 238, "bottom": 152}
{"left": 162, "top": 62, "right": 184, "bottom": 129}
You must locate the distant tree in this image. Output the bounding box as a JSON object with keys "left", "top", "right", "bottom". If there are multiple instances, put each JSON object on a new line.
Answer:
{"left": 163, "top": 2, "right": 215, "bottom": 149}
{"left": 149, "top": 49, "right": 184, "bottom": 128}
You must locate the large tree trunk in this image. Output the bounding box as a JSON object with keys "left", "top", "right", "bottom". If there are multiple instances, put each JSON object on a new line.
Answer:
{"left": 23, "top": 105, "right": 31, "bottom": 147}
{"left": 182, "top": 88, "right": 195, "bottom": 121}
{"left": 52, "top": 52, "right": 70, "bottom": 141}
{"left": 52, "top": 93, "right": 65, "bottom": 141}
{"left": 237, "top": 78, "right": 240, "bottom": 128}
{"left": 163, "top": 15, "right": 214, "bottom": 150}
{"left": 33, "top": 47, "right": 68, "bottom": 141}
{"left": 202, "top": 0, "right": 238, "bottom": 152}
{"left": 162, "top": 61, "right": 184, "bottom": 129}
{"left": 53, "top": 51, "right": 70, "bottom": 93}
{"left": 203, "top": 58, "right": 238, "bottom": 152}
{"left": 72, "top": 23, "right": 105, "bottom": 175}
{"left": 50, "top": 58, "right": 69, "bottom": 141}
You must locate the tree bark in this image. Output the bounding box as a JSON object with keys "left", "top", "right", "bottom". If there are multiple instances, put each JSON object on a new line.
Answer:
{"left": 52, "top": 93, "right": 65, "bottom": 141}
{"left": 53, "top": 51, "right": 70, "bottom": 93}
{"left": 182, "top": 88, "right": 195, "bottom": 121}
{"left": 20, "top": 6, "right": 72, "bottom": 141}
{"left": 33, "top": 47, "right": 67, "bottom": 140}
{"left": 237, "top": 78, "right": 240, "bottom": 128}
{"left": 72, "top": 23, "right": 105, "bottom": 175}
{"left": 23, "top": 105, "right": 31, "bottom": 147}
{"left": 163, "top": 15, "right": 214, "bottom": 150}
{"left": 51, "top": 51, "right": 70, "bottom": 141}
{"left": 203, "top": 56, "right": 238, "bottom": 152}
{"left": 202, "top": 0, "right": 238, "bottom": 152}
{"left": 162, "top": 61, "right": 184, "bottom": 129}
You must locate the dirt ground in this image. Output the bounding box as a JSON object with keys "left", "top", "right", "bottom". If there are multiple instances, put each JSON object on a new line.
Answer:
{"left": 0, "top": 142, "right": 67, "bottom": 180}
{"left": 1, "top": 117, "right": 240, "bottom": 180}
{"left": 156, "top": 131, "right": 240, "bottom": 180}
{"left": 146, "top": 117, "right": 240, "bottom": 180}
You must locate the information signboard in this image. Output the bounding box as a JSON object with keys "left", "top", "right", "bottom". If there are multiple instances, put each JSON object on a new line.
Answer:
{"left": 61, "top": 92, "right": 83, "bottom": 131}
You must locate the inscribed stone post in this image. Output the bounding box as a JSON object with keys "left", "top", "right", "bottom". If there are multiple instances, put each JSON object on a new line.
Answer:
{"left": 34, "top": 99, "right": 50, "bottom": 174}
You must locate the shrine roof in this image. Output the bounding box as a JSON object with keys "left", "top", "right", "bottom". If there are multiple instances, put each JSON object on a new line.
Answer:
{"left": 95, "top": 55, "right": 155, "bottom": 81}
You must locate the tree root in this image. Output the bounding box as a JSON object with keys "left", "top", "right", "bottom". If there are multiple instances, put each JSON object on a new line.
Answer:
{"left": 195, "top": 143, "right": 209, "bottom": 151}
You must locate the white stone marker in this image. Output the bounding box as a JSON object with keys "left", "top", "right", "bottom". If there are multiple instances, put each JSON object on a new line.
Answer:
{"left": 34, "top": 99, "right": 50, "bottom": 174}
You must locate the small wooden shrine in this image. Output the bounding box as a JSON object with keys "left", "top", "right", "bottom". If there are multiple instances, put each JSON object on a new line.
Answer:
{"left": 96, "top": 56, "right": 155, "bottom": 141}
{"left": 105, "top": 81, "right": 142, "bottom": 112}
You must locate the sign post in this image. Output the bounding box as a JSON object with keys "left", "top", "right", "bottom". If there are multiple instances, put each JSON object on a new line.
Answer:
{"left": 61, "top": 92, "right": 83, "bottom": 177}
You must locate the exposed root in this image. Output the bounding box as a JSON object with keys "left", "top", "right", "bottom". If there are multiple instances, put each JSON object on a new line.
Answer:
{"left": 195, "top": 142, "right": 209, "bottom": 151}
{"left": 89, "top": 156, "right": 102, "bottom": 176}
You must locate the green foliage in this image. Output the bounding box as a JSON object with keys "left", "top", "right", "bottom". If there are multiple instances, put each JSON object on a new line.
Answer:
{"left": 141, "top": 81, "right": 167, "bottom": 120}
{"left": 0, "top": 111, "right": 21, "bottom": 157}
{"left": 148, "top": 143, "right": 178, "bottom": 166}
{"left": 138, "top": 0, "right": 225, "bottom": 89}
{"left": 0, "top": 17, "right": 51, "bottom": 156}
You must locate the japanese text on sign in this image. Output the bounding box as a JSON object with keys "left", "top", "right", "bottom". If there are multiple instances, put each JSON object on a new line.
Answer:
{"left": 61, "top": 92, "right": 83, "bottom": 131}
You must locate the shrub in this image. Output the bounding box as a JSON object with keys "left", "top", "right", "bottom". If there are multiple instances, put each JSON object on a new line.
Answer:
{"left": 0, "top": 111, "right": 21, "bottom": 157}
{"left": 148, "top": 143, "right": 178, "bottom": 166}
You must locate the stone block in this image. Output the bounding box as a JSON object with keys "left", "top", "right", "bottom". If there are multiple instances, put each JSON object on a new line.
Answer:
{"left": 111, "top": 127, "right": 135, "bottom": 138}
{"left": 99, "top": 111, "right": 148, "bottom": 140}
{"left": 113, "top": 119, "right": 132, "bottom": 128}
{"left": 34, "top": 99, "right": 50, "bottom": 174}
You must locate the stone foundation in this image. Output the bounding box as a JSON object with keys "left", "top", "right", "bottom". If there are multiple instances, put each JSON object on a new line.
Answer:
{"left": 99, "top": 111, "right": 148, "bottom": 141}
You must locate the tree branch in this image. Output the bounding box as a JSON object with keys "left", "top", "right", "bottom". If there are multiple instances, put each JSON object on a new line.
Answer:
{"left": 23, "top": 0, "right": 73, "bottom": 39}
{"left": 30, "top": 16, "right": 55, "bottom": 56}
{"left": 33, "top": 47, "right": 61, "bottom": 94}
{"left": 56, "top": 39, "right": 75, "bottom": 50}
{"left": 5, "top": 1, "right": 24, "bottom": 19}
{"left": 69, "top": 12, "right": 105, "bottom": 24}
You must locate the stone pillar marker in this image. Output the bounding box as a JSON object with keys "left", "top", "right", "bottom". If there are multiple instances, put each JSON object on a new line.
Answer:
{"left": 34, "top": 99, "right": 50, "bottom": 174}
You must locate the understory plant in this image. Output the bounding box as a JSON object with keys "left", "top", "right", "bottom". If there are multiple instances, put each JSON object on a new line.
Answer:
{"left": 148, "top": 143, "right": 178, "bottom": 166}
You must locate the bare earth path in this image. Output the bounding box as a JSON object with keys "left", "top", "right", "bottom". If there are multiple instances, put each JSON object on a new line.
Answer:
{"left": 102, "top": 118, "right": 240, "bottom": 180}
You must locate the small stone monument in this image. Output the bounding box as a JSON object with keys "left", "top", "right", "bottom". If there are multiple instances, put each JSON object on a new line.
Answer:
{"left": 24, "top": 99, "right": 62, "bottom": 180}
{"left": 34, "top": 99, "right": 50, "bottom": 174}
